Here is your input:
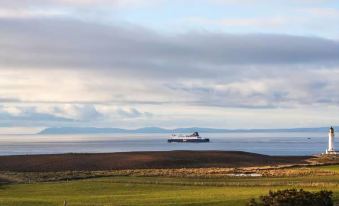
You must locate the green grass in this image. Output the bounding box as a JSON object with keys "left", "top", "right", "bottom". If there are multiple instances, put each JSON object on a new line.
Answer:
{"left": 315, "top": 164, "right": 339, "bottom": 173}
{"left": 0, "top": 173, "right": 338, "bottom": 206}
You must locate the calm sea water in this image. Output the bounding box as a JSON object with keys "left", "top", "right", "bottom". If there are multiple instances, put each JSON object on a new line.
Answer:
{"left": 0, "top": 132, "right": 335, "bottom": 156}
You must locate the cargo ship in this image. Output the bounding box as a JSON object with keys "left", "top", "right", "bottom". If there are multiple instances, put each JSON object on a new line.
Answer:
{"left": 167, "top": 132, "right": 210, "bottom": 143}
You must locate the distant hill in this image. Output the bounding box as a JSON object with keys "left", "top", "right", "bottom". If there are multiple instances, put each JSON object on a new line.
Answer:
{"left": 39, "top": 127, "right": 228, "bottom": 134}
{"left": 38, "top": 126, "right": 336, "bottom": 134}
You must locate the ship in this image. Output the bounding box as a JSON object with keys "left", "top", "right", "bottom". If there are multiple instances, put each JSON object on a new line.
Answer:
{"left": 167, "top": 132, "right": 210, "bottom": 143}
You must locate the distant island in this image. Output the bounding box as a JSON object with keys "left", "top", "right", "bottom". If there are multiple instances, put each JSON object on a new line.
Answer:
{"left": 38, "top": 126, "right": 337, "bottom": 134}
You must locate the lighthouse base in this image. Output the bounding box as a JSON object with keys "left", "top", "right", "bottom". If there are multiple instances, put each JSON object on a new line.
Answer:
{"left": 325, "top": 149, "right": 338, "bottom": 155}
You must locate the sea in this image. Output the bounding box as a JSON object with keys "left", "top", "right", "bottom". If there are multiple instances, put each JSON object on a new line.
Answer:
{"left": 0, "top": 132, "right": 336, "bottom": 156}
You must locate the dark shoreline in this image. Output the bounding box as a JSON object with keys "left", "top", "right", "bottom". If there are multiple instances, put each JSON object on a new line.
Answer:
{"left": 0, "top": 150, "right": 312, "bottom": 172}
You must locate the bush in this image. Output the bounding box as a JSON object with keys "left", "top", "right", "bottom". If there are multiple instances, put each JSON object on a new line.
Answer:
{"left": 247, "top": 189, "right": 333, "bottom": 206}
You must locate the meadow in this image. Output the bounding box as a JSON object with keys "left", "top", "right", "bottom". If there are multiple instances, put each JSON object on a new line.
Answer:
{"left": 0, "top": 164, "right": 338, "bottom": 206}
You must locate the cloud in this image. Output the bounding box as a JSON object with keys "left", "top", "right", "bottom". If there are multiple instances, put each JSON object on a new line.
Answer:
{"left": 0, "top": 0, "right": 163, "bottom": 21}
{"left": 209, "top": 0, "right": 334, "bottom": 5}
{"left": 0, "top": 13, "right": 338, "bottom": 128}
{"left": 0, "top": 8, "right": 68, "bottom": 19}
{"left": 162, "top": 67, "right": 339, "bottom": 109}
{"left": 0, "top": 103, "right": 155, "bottom": 127}
{"left": 115, "top": 108, "right": 153, "bottom": 118}
{"left": 0, "top": 18, "right": 338, "bottom": 75}
{"left": 186, "top": 17, "right": 287, "bottom": 28}
{"left": 0, "top": 104, "right": 104, "bottom": 127}
{"left": 0, "top": 0, "right": 159, "bottom": 8}
{"left": 302, "top": 8, "right": 339, "bottom": 18}
{"left": 0, "top": 106, "right": 74, "bottom": 124}
{"left": 46, "top": 104, "right": 103, "bottom": 121}
{"left": 0, "top": 18, "right": 338, "bottom": 111}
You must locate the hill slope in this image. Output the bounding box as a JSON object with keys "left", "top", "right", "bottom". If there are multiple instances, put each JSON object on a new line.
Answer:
{"left": 0, "top": 151, "right": 311, "bottom": 172}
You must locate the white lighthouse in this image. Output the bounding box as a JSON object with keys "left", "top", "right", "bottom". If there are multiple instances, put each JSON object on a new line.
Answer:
{"left": 326, "top": 126, "right": 337, "bottom": 155}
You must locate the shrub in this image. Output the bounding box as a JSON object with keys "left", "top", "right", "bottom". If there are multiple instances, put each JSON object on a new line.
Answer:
{"left": 247, "top": 189, "right": 333, "bottom": 206}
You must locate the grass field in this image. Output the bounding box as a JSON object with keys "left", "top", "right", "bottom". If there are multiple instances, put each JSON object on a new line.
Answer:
{"left": 0, "top": 165, "right": 338, "bottom": 206}
{"left": 0, "top": 153, "right": 337, "bottom": 206}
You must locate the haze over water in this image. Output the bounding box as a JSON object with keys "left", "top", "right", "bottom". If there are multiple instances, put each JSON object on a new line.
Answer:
{"left": 0, "top": 132, "right": 335, "bottom": 156}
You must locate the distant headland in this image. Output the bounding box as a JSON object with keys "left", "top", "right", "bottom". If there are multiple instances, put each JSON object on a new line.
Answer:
{"left": 38, "top": 126, "right": 338, "bottom": 135}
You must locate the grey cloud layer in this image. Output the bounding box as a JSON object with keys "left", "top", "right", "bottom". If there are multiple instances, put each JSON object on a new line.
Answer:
{"left": 0, "top": 105, "right": 73, "bottom": 127}
{"left": 0, "top": 103, "right": 154, "bottom": 127}
{"left": 1, "top": 18, "right": 338, "bottom": 78}
{"left": 1, "top": 17, "right": 339, "bottom": 128}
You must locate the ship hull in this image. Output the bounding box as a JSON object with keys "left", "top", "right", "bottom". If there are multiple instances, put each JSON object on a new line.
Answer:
{"left": 168, "top": 138, "right": 210, "bottom": 143}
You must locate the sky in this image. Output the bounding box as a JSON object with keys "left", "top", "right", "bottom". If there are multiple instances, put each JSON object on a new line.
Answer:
{"left": 0, "top": 0, "right": 339, "bottom": 132}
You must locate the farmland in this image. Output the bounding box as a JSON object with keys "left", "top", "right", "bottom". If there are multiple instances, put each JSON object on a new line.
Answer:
{"left": 0, "top": 172, "right": 338, "bottom": 206}
{"left": 0, "top": 151, "right": 338, "bottom": 206}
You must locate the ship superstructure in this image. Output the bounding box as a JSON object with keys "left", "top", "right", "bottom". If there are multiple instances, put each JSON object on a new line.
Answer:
{"left": 168, "top": 132, "right": 210, "bottom": 143}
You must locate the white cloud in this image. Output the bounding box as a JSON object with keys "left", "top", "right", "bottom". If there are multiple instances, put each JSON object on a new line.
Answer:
{"left": 0, "top": 2, "right": 338, "bottom": 129}
{"left": 0, "top": 0, "right": 161, "bottom": 10}
{"left": 185, "top": 17, "right": 287, "bottom": 28}
{"left": 0, "top": 8, "right": 68, "bottom": 18}
{"left": 0, "top": 106, "right": 23, "bottom": 116}
{"left": 37, "top": 104, "right": 102, "bottom": 121}
{"left": 299, "top": 8, "right": 339, "bottom": 18}
{"left": 0, "top": 18, "right": 338, "bottom": 128}
{"left": 57, "top": 0, "right": 160, "bottom": 7}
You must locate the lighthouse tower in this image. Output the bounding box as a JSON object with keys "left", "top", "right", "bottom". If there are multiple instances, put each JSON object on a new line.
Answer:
{"left": 326, "top": 127, "right": 337, "bottom": 154}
